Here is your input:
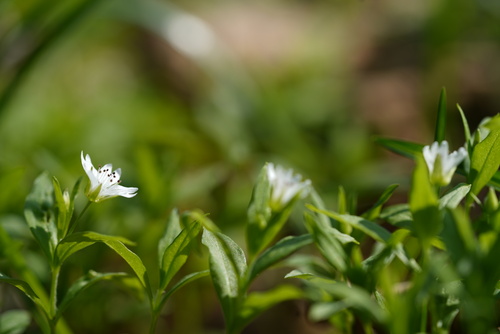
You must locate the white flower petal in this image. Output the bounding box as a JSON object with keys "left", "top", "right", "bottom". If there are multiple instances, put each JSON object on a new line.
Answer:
{"left": 266, "top": 163, "right": 311, "bottom": 209}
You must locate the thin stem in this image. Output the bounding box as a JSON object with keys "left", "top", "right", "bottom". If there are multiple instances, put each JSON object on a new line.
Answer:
{"left": 149, "top": 311, "right": 160, "bottom": 334}
{"left": 49, "top": 265, "right": 61, "bottom": 334}
{"left": 67, "top": 201, "right": 92, "bottom": 235}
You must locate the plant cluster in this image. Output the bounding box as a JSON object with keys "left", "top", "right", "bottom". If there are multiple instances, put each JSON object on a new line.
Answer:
{"left": 1, "top": 92, "right": 500, "bottom": 334}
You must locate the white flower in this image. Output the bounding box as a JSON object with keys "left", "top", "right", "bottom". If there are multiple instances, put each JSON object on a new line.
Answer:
{"left": 81, "top": 152, "right": 138, "bottom": 202}
{"left": 266, "top": 163, "right": 311, "bottom": 209}
{"left": 422, "top": 141, "right": 468, "bottom": 186}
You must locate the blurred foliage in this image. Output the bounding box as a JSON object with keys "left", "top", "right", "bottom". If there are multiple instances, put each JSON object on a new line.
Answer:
{"left": 0, "top": 0, "right": 499, "bottom": 333}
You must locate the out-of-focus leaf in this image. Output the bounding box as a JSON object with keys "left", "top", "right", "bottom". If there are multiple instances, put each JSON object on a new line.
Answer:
{"left": 24, "top": 172, "right": 58, "bottom": 262}
{"left": 160, "top": 270, "right": 210, "bottom": 306}
{"left": 157, "top": 209, "right": 182, "bottom": 268}
{"left": 304, "top": 212, "right": 347, "bottom": 272}
{"left": 380, "top": 204, "right": 412, "bottom": 229}
{"left": 238, "top": 285, "right": 303, "bottom": 328}
{"left": 202, "top": 229, "right": 247, "bottom": 330}
{"left": 409, "top": 154, "right": 441, "bottom": 242}
{"left": 52, "top": 176, "right": 68, "bottom": 240}
{"left": 362, "top": 184, "right": 399, "bottom": 221}
{"left": 374, "top": 138, "right": 424, "bottom": 159}
{"left": 159, "top": 221, "right": 201, "bottom": 291}
{"left": 434, "top": 87, "right": 447, "bottom": 143}
{"left": 439, "top": 183, "right": 471, "bottom": 209}
{"left": 246, "top": 234, "right": 312, "bottom": 288}
{"left": 308, "top": 206, "right": 391, "bottom": 243}
{"left": 0, "top": 273, "right": 40, "bottom": 304}
{"left": 469, "top": 126, "right": 500, "bottom": 197}
{"left": 56, "top": 271, "right": 129, "bottom": 321}
{"left": 0, "top": 309, "right": 31, "bottom": 334}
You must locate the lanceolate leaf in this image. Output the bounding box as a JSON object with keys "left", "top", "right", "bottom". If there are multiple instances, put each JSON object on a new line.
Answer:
{"left": 56, "top": 232, "right": 151, "bottom": 297}
{"left": 202, "top": 229, "right": 247, "bottom": 329}
{"left": 307, "top": 206, "right": 392, "bottom": 243}
{"left": 409, "top": 154, "right": 441, "bottom": 242}
{"left": 56, "top": 272, "right": 129, "bottom": 321}
{"left": 439, "top": 183, "right": 471, "bottom": 209}
{"left": 157, "top": 209, "right": 182, "bottom": 268}
{"left": 0, "top": 273, "right": 40, "bottom": 304}
{"left": 374, "top": 138, "right": 424, "bottom": 159}
{"left": 246, "top": 234, "right": 313, "bottom": 288}
{"left": 159, "top": 221, "right": 202, "bottom": 291}
{"left": 24, "top": 172, "right": 58, "bottom": 262}
{"left": 362, "top": 184, "right": 399, "bottom": 221}
{"left": 159, "top": 270, "right": 210, "bottom": 309}
{"left": 469, "top": 128, "right": 500, "bottom": 197}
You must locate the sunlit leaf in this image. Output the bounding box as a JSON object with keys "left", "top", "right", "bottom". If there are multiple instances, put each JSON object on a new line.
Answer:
{"left": 374, "top": 137, "right": 424, "bottom": 159}
{"left": 202, "top": 228, "right": 247, "bottom": 329}
{"left": 469, "top": 127, "right": 500, "bottom": 197}
{"left": 439, "top": 183, "right": 471, "bottom": 209}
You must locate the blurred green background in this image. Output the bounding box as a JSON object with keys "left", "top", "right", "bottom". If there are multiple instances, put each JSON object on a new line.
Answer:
{"left": 0, "top": 0, "right": 499, "bottom": 333}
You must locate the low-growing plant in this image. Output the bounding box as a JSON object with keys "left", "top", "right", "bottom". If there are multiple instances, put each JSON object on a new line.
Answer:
{"left": 1, "top": 89, "right": 499, "bottom": 334}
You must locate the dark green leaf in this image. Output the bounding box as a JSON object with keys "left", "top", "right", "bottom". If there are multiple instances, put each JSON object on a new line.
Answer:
{"left": 246, "top": 234, "right": 312, "bottom": 287}
{"left": 362, "top": 184, "right": 399, "bottom": 221}
{"left": 52, "top": 177, "right": 68, "bottom": 240}
{"left": 0, "top": 310, "right": 31, "bottom": 334}
{"left": 24, "top": 172, "right": 58, "bottom": 262}
{"left": 159, "top": 270, "right": 210, "bottom": 309}
{"left": 158, "top": 209, "right": 182, "bottom": 268}
{"left": 374, "top": 137, "right": 424, "bottom": 159}
{"left": 159, "top": 221, "right": 202, "bottom": 291}
{"left": 434, "top": 87, "right": 447, "bottom": 143}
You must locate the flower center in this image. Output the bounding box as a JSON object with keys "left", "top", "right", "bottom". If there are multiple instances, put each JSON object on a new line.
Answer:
{"left": 98, "top": 166, "right": 121, "bottom": 186}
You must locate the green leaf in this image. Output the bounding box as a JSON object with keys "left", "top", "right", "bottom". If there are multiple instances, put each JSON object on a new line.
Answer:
{"left": 439, "top": 183, "right": 471, "bottom": 209}
{"left": 246, "top": 234, "right": 313, "bottom": 287}
{"left": 237, "top": 285, "right": 303, "bottom": 329}
{"left": 56, "top": 231, "right": 135, "bottom": 265}
{"left": 380, "top": 204, "right": 412, "bottom": 229}
{"left": 24, "top": 172, "right": 58, "bottom": 262}
{"left": 56, "top": 271, "right": 129, "bottom": 321}
{"left": 159, "top": 270, "right": 210, "bottom": 310}
{"left": 362, "top": 184, "right": 399, "bottom": 221}
{"left": 0, "top": 309, "right": 31, "bottom": 334}
{"left": 457, "top": 104, "right": 471, "bottom": 146}
{"left": 374, "top": 137, "right": 424, "bottom": 159}
{"left": 202, "top": 229, "right": 247, "bottom": 329}
{"left": 159, "top": 221, "right": 202, "bottom": 291}
{"left": 304, "top": 212, "right": 347, "bottom": 272}
{"left": 409, "top": 154, "right": 441, "bottom": 242}
{"left": 56, "top": 232, "right": 151, "bottom": 297}
{"left": 434, "top": 87, "right": 447, "bottom": 143}
{"left": 0, "top": 273, "right": 40, "bottom": 304}
{"left": 52, "top": 176, "right": 68, "bottom": 240}
{"left": 158, "top": 209, "right": 182, "bottom": 268}
{"left": 308, "top": 206, "right": 392, "bottom": 243}
{"left": 469, "top": 127, "right": 500, "bottom": 197}
{"left": 307, "top": 281, "right": 386, "bottom": 324}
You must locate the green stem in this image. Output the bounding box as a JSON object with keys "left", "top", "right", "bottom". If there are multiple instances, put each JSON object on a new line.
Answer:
{"left": 149, "top": 310, "right": 160, "bottom": 334}
{"left": 67, "top": 201, "right": 92, "bottom": 235}
{"left": 49, "top": 265, "right": 61, "bottom": 334}
{"left": 420, "top": 298, "right": 428, "bottom": 334}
